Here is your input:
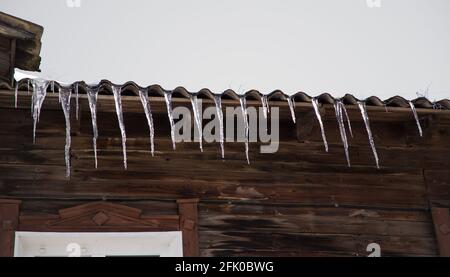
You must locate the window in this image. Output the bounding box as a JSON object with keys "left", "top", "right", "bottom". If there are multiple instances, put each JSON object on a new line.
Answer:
{"left": 14, "top": 231, "right": 183, "bottom": 257}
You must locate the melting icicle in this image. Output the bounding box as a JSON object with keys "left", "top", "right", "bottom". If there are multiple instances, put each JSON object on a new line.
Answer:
{"left": 239, "top": 96, "right": 250, "bottom": 164}
{"left": 27, "top": 79, "right": 30, "bottom": 94}
{"left": 59, "top": 86, "right": 72, "bottom": 178}
{"left": 31, "top": 79, "right": 50, "bottom": 143}
{"left": 287, "top": 96, "right": 296, "bottom": 124}
{"left": 138, "top": 89, "right": 155, "bottom": 156}
{"left": 261, "top": 95, "right": 269, "bottom": 119}
{"left": 14, "top": 81, "right": 18, "bottom": 108}
{"left": 51, "top": 81, "right": 55, "bottom": 93}
{"left": 190, "top": 94, "right": 203, "bottom": 152}
{"left": 214, "top": 95, "right": 225, "bottom": 159}
{"left": 358, "top": 101, "right": 380, "bottom": 169}
{"left": 75, "top": 83, "right": 79, "bottom": 120}
{"left": 311, "top": 98, "right": 328, "bottom": 152}
{"left": 164, "top": 91, "right": 176, "bottom": 150}
{"left": 86, "top": 86, "right": 99, "bottom": 168}
{"left": 339, "top": 101, "right": 353, "bottom": 138}
{"left": 334, "top": 101, "right": 350, "bottom": 167}
{"left": 408, "top": 101, "right": 423, "bottom": 137}
{"left": 111, "top": 85, "right": 127, "bottom": 169}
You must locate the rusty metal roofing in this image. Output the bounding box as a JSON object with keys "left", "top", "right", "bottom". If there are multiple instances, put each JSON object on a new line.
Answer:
{"left": 5, "top": 79, "right": 450, "bottom": 110}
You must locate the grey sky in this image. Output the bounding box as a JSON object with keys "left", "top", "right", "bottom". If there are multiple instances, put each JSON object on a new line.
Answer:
{"left": 2, "top": 0, "right": 450, "bottom": 100}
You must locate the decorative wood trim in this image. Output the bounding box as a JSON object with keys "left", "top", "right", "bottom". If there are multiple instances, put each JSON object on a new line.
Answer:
{"left": 431, "top": 207, "right": 450, "bottom": 257}
{"left": 18, "top": 201, "right": 180, "bottom": 233}
{"left": 0, "top": 199, "right": 21, "bottom": 257}
{"left": 177, "top": 198, "right": 199, "bottom": 257}
{"left": 0, "top": 199, "right": 199, "bottom": 257}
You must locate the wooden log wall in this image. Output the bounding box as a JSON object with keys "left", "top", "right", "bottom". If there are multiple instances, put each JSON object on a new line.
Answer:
{"left": 1, "top": 90, "right": 450, "bottom": 256}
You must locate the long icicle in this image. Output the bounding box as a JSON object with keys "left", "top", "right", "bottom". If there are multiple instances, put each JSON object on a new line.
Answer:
{"left": 358, "top": 101, "right": 380, "bottom": 169}
{"left": 334, "top": 101, "right": 350, "bottom": 167}
{"left": 339, "top": 101, "right": 353, "bottom": 138}
{"left": 138, "top": 89, "right": 155, "bottom": 156}
{"left": 75, "top": 82, "right": 79, "bottom": 120}
{"left": 239, "top": 96, "right": 250, "bottom": 164}
{"left": 86, "top": 86, "right": 99, "bottom": 168}
{"left": 31, "top": 79, "right": 50, "bottom": 143}
{"left": 164, "top": 91, "right": 176, "bottom": 150}
{"left": 214, "top": 95, "right": 225, "bottom": 159}
{"left": 59, "top": 85, "right": 72, "bottom": 178}
{"left": 287, "top": 96, "right": 296, "bottom": 124}
{"left": 190, "top": 94, "right": 203, "bottom": 152}
{"left": 111, "top": 85, "right": 127, "bottom": 169}
{"left": 261, "top": 95, "right": 269, "bottom": 119}
{"left": 311, "top": 98, "right": 328, "bottom": 152}
{"left": 14, "top": 81, "right": 19, "bottom": 108}
{"left": 408, "top": 101, "right": 423, "bottom": 137}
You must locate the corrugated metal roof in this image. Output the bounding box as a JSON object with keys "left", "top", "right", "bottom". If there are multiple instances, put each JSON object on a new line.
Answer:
{"left": 6, "top": 79, "right": 450, "bottom": 110}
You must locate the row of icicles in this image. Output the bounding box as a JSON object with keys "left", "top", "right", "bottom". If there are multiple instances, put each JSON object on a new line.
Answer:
{"left": 15, "top": 79, "right": 424, "bottom": 178}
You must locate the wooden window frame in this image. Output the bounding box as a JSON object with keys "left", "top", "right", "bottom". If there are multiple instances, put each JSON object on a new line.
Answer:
{"left": 431, "top": 207, "right": 450, "bottom": 257}
{"left": 0, "top": 198, "right": 199, "bottom": 257}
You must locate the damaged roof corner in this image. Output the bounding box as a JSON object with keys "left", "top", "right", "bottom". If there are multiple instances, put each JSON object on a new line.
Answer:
{"left": 0, "top": 11, "right": 43, "bottom": 72}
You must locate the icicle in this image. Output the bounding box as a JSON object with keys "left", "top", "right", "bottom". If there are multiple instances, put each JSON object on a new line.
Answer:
{"left": 239, "top": 96, "right": 250, "bottom": 164}
{"left": 358, "top": 101, "right": 380, "bottom": 169}
{"left": 311, "top": 98, "right": 328, "bottom": 152}
{"left": 111, "top": 85, "right": 127, "bottom": 169}
{"left": 14, "top": 81, "right": 18, "bottom": 108}
{"left": 75, "top": 83, "right": 79, "bottom": 120}
{"left": 339, "top": 101, "right": 353, "bottom": 138}
{"left": 287, "top": 96, "right": 296, "bottom": 124}
{"left": 51, "top": 81, "right": 55, "bottom": 93}
{"left": 31, "top": 79, "right": 50, "bottom": 143}
{"left": 59, "top": 86, "right": 72, "bottom": 178}
{"left": 214, "top": 95, "right": 225, "bottom": 159}
{"left": 408, "top": 101, "right": 423, "bottom": 137}
{"left": 86, "top": 86, "right": 99, "bottom": 168}
{"left": 164, "top": 91, "right": 176, "bottom": 150}
{"left": 190, "top": 94, "right": 203, "bottom": 152}
{"left": 261, "top": 95, "right": 269, "bottom": 119}
{"left": 138, "top": 89, "right": 155, "bottom": 156}
{"left": 27, "top": 79, "right": 30, "bottom": 94}
{"left": 334, "top": 101, "right": 350, "bottom": 167}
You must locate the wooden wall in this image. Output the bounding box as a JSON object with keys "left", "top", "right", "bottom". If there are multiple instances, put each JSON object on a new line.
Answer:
{"left": 0, "top": 37, "right": 13, "bottom": 84}
{"left": 1, "top": 90, "right": 449, "bottom": 256}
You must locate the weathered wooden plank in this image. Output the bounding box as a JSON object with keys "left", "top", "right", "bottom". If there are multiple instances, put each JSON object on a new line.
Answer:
{"left": 199, "top": 231, "right": 438, "bottom": 257}
{"left": 200, "top": 249, "right": 437, "bottom": 257}
{"left": 199, "top": 203, "right": 432, "bottom": 222}
{"left": 0, "top": 175, "right": 427, "bottom": 210}
{"left": 199, "top": 213, "right": 434, "bottom": 237}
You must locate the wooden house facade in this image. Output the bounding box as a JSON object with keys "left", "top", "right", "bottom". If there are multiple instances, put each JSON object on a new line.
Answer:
{"left": 0, "top": 82, "right": 449, "bottom": 257}
{"left": 0, "top": 13, "right": 450, "bottom": 258}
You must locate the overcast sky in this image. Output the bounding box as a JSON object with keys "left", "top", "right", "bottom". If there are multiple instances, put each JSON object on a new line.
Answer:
{"left": 2, "top": 0, "right": 450, "bottom": 100}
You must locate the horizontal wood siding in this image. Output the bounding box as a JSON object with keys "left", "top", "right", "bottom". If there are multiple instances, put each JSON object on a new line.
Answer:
{"left": 0, "top": 91, "right": 449, "bottom": 256}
